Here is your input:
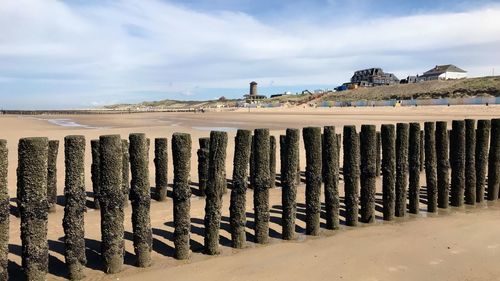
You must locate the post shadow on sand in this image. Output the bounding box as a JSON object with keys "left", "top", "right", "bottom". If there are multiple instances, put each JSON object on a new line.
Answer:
{"left": 162, "top": 220, "right": 207, "bottom": 253}
{"left": 150, "top": 227, "right": 178, "bottom": 256}
{"left": 268, "top": 206, "right": 307, "bottom": 233}
{"left": 84, "top": 191, "right": 98, "bottom": 209}
{"left": 189, "top": 217, "right": 233, "bottom": 248}
{"left": 419, "top": 186, "right": 429, "bottom": 205}
{"left": 7, "top": 244, "right": 23, "bottom": 280}
{"left": 8, "top": 242, "right": 67, "bottom": 279}
{"left": 9, "top": 198, "right": 19, "bottom": 217}
{"left": 219, "top": 214, "right": 257, "bottom": 242}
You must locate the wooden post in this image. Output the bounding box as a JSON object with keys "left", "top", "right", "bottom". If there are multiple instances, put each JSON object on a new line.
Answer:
{"left": 63, "top": 135, "right": 87, "bottom": 280}
{"left": 343, "top": 126, "right": 360, "bottom": 226}
{"left": 360, "top": 125, "right": 376, "bottom": 223}
{"left": 172, "top": 133, "right": 192, "bottom": 259}
{"left": 18, "top": 137, "right": 49, "bottom": 280}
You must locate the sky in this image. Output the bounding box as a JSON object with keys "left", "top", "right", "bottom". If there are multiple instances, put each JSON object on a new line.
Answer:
{"left": 1, "top": 0, "right": 500, "bottom": 109}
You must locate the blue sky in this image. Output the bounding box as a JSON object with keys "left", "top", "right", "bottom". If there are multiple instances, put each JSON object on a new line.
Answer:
{"left": 1, "top": 0, "right": 500, "bottom": 109}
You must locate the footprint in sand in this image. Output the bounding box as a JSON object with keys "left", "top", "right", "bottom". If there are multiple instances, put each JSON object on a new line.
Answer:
{"left": 388, "top": 265, "right": 408, "bottom": 272}
{"left": 429, "top": 259, "right": 444, "bottom": 265}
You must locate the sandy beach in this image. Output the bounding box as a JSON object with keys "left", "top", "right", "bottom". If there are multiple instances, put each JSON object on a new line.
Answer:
{"left": 1, "top": 105, "right": 500, "bottom": 281}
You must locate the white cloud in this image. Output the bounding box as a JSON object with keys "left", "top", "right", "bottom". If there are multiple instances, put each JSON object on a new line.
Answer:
{"left": 0, "top": 0, "right": 499, "bottom": 108}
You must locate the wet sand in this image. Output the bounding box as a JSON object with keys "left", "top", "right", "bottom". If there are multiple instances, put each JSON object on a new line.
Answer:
{"left": 1, "top": 105, "right": 499, "bottom": 280}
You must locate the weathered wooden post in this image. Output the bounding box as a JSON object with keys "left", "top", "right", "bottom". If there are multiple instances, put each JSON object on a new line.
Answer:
{"left": 122, "top": 139, "right": 130, "bottom": 206}
{"left": 91, "top": 140, "right": 101, "bottom": 209}
{"left": 280, "top": 135, "right": 286, "bottom": 185}
{"left": 303, "top": 127, "right": 322, "bottom": 235}
{"left": 436, "top": 121, "right": 450, "bottom": 208}
{"left": 323, "top": 126, "right": 340, "bottom": 229}
{"left": 99, "top": 135, "right": 124, "bottom": 274}
{"left": 154, "top": 138, "right": 168, "bottom": 201}
{"left": 47, "top": 140, "right": 59, "bottom": 213}
{"left": 360, "top": 125, "right": 376, "bottom": 223}
{"left": 197, "top": 137, "right": 210, "bottom": 196}
{"left": 395, "top": 123, "right": 409, "bottom": 217}
{"left": 475, "top": 120, "right": 491, "bottom": 203}
{"left": 464, "top": 119, "right": 476, "bottom": 205}
{"left": 408, "top": 123, "right": 421, "bottom": 214}
{"left": 230, "top": 130, "right": 251, "bottom": 248}
{"left": 204, "top": 131, "right": 228, "bottom": 254}
{"left": 63, "top": 135, "right": 87, "bottom": 280}
{"left": 129, "top": 133, "right": 152, "bottom": 266}
{"left": 18, "top": 137, "right": 49, "bottom": 280}
{"left": 450, "top": 120, "right": 465, "bottom": 207}
{"left": 376, "top": 131, "right": 381, "bottom": 177}
{"left": 0, "top": 140, "right": 8, "bottom": 281}
{"left": 488, "top": 118, "right": 500, "bottom": 200}
{"left": 343, "top": 126, "right": 360, "bottom": 226}
{"left": 269, "top": 136, "right": 277, "bottom": 189}
{"left": 253, "top": 129, "right": 270, "bottom": 243}
{"left": 424, "top": 122, "right": 437, "bottom": 212}
{"left": 381, "top": 124, "right": 396, "bottom": 220}
{"left": 172, "top": 133, "right": 192, "bottom": 259}
{"left": 282, "top": 129, "right": 300, "bottom": 240}
{"left": 420, "top": 130, "right": 425, "bottom": 172}
{"left": 249, "top": 135, "right": 255, "bottom": 188}
{"left": 199, "top": 137, "right": 210, "bottom": 150}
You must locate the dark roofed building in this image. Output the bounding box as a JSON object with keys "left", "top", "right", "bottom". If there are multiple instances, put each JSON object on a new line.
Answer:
{"left": 351, "top": 68, "right": 399, "bottom": 87}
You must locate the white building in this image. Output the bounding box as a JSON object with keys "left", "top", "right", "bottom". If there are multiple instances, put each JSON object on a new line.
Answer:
{"left": 420, "top": 64, "right": 467, "bottom": 81}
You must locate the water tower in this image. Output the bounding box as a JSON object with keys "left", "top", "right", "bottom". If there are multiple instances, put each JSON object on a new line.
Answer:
{"left": 249, "top": 81, "right": 258, "bottom": 96}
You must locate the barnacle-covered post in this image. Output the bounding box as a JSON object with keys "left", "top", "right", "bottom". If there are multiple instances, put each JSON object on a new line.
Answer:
{"left": 360, "top": 125, "right": 376, "bottom": 223}
{"left": 381, "top": 124, "right": 396, "bottom": 220}
{"left": 172, "top": 133, "right": 192, "bottom": 259}
{"left": 343, "top": 126, "right": 360, "bottom": 226}
{"left": 488, "top": 119, "right": 500, "bottom": 200}
{"left": 122, "top": 139, "right": 130, "bottom": 206}
{"left": 303, "top": 127, "right": 322, "bottom": 235}
{"left": 408, "top": 123, "right": 421, "bottom": 214}
{"left": 395, "top": 123, "right": 409, "bottom": 217}
{"left": 204, "top": 131, "right": 228, "bottom": 254}
{"left": 436, "top": 122, "right": 450, "bottom": 208}
{"left": 229, "top": 130, "right": 251, "bottom": 248}
{"left": 0, "top": 140, "right": 8, "bottom": 281}
{"left": 99, "top": 135, "right": 124, "bottom": 274}
{"left": 91, "top": 140, "right": 101, "bottom": 209}
{"left": 450, "top": 120, "right": 465, "bottom": 207}
{"left": 47, "top": 140, "right": 59, "bottom": 213}
{"left": 63, "top": 135, "right": 87, "bottom": 280}
{"left": 475, "top": 120, "right": 490, "bottom": 203}
{"left": 18, "top": 137, "right": 49, "bottom": 280}
{"left": 154, "top": 138, "right": 168, "bottom": 201}
{"left": 464, "top": 119, "right": 476, "bottom": 205}
{"left": 269, "top": 136, "right": 277, "bottom": 189}
{"left": 197, "top": 137, "right": 210, "bottom": 196}
{"left": 322, "top": 126, "right": 339, "bottom": 229}
{"left": 253, "top": 129, "right": 270, "bottom": 243}
{"left": 424, "top": 122, "right": 437, "bottom": 212}
{"left": 282, "top": 129, "right": 299, "bottom": 240}
{"left": 129, "top": 133, "right": 152, "bottom": 266}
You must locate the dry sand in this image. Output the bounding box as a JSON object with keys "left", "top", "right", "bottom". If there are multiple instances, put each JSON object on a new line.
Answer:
{"left": 1, "top": 105, "right": 499, "bottom": 281}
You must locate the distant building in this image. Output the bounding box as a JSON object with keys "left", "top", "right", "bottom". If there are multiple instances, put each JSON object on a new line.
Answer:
{"left": 243, "top": 81, "right": 266, "bottom": 103}
{"left": 351, "top": 68, "right": 399, "bottom": 87}
{"left": 400, "top": 75, "right": 424, "bottom": 84}
{"left": 270, "top": 91, "right": 292, "bottom": 98}
{"left": 420, "top": 65, "right": 467, "bottom": 81}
